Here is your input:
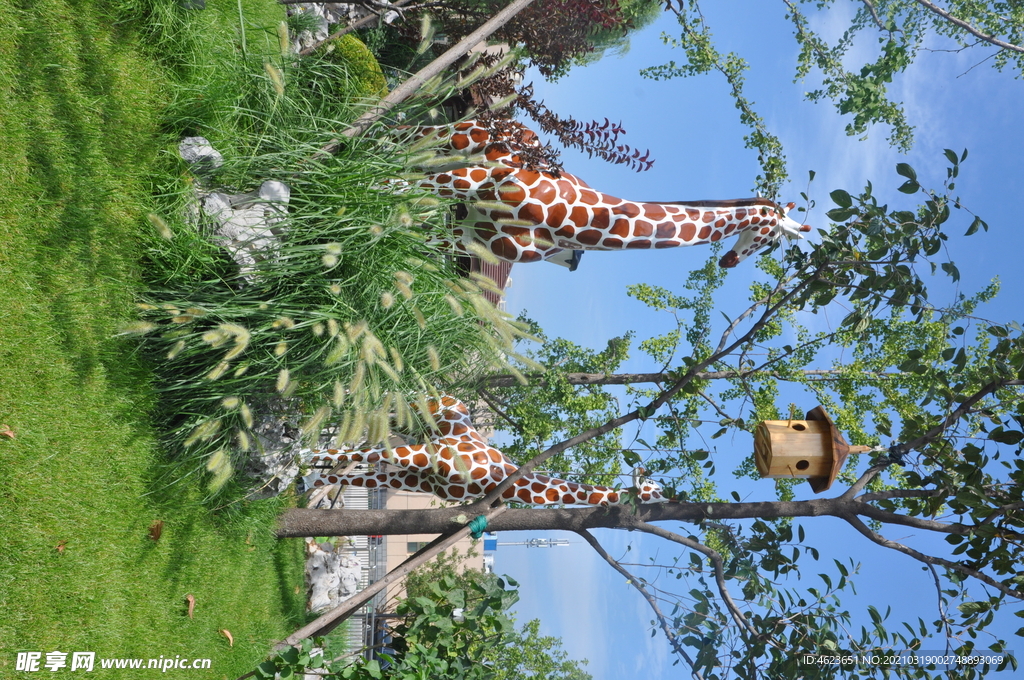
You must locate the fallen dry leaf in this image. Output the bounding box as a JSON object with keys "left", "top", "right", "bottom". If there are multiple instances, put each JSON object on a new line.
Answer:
{"left": 185, "top": 594, "right": 196, "bottom": 619}
{"left": 294, "top": 585, "right": 301, "bottom": 595}
{"left": 55, "top": 541, "right": 66, "bottom": 554}
{"left": 219, "top": 629, "right": 234, "bottom": 647}
{"left": 0, "top": 425, "right": 14, "bottom": 439}
{"left": 149, "top": 520, "right": 164, "bottom": 541}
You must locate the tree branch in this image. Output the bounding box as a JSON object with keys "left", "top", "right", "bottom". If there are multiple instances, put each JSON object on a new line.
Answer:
{"left": 843, "top": 514, "right": 1024, "bottom": 599}
{"left": 575, "top": 529, "right": 704, "bottom": 679}
{"left": 636, "top": 521, "right": 764, "bottom": 644}
{"left": 913, "top": 0, "right": 1024, "bottom": 54}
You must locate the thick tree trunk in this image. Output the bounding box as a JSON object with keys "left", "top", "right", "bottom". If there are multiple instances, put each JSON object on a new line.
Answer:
{"left": 276, "top": 499, "right": 840, "bottom": 537}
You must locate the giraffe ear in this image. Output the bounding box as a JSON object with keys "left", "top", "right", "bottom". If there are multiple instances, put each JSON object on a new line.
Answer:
{"left": 785, "top": 202, "right": 795, "bottom": 211}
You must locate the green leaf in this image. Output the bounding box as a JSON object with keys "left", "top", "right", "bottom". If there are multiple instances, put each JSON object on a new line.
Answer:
{"left": 896, "top": 162, "right": 917, "bottom": 181}
{"left": 965, "top": 216, "right": 987, "bottom": 236}
{"left": 941, "top": 262, "right": 960, "bottom": 282}
{"left": 943, "top": 149, "right": 959, "bottom": 165}
{"left": 897, "top": 180, "right": 919, "bottom": 194}
{"left": 830, "top": 189, "right": 853, "bottom": 208}
{"left": 957, "top": 601, "right": 991, "bottom": 616}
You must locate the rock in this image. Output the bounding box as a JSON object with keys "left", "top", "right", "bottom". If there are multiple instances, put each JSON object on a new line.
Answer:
{"left": 179, "top": 137, "right": 223, "bottom": 173}
{"left": 306, "top": 539, "right": 364, "bottom": 613}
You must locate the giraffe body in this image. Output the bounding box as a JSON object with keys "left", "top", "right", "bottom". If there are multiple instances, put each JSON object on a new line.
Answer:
{"left": 412, "top": 121, "right": 811, "bottom": 268}
{"left": 301, "top": 395, "right": 665, "bottom": 506}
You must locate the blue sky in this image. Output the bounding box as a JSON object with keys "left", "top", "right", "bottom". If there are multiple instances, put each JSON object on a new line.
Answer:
{"left": 486, "top": 3, "right": 1024, "bottom": 677}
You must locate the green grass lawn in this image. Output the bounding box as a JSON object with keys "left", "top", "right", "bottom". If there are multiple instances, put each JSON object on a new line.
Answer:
{"left": 0, "top": 0, "right": 310, "bottom": 676}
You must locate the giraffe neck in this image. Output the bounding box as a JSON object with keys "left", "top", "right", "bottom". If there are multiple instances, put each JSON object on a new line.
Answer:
{"left": 516, "top": 472, "right": 631, "bottom": 506}
{"left": 531, "top": 190, "right": 781, "bottom": 252}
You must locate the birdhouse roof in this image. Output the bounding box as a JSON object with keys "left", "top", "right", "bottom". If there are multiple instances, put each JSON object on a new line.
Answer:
{"left": 804, "top": 406, "right": 853, "bottom": 492}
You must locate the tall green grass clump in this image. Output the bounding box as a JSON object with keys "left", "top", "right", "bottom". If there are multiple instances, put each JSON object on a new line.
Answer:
{"left": 129, "top": 42, "right": 536, "bottom": 491}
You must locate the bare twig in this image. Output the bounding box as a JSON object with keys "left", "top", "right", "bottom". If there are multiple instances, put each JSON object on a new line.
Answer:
{"left": 297, "top": 0, "right": 414, "bottom": 56}
{"left": 576, "top": 529, "right": 704, "bottom": 679}
{"left": 636, "top": 522, "right": 764, "bottom": 643}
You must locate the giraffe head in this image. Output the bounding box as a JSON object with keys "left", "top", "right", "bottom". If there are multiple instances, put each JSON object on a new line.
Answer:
{"left": 634, "top": 478, "right": 669, "bottom": 503}
{"left": 719, "top": 202, "right": 812, "bottom": 268}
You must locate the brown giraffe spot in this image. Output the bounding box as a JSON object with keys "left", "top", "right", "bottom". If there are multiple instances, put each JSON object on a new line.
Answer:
{"left": 656, "top": 222, "right": 677, "bottom": 239}
{"left": 452, "top": 134, "right": 470, "bottom": 150}
{"left": 724, "top": 223, "right": 736, "bottom": 235}
{"left": 419, "top": 481, "right": 433, "bottom": 493}
{"left": 710, "top": 231, "right": 722, "bottom": 242}
{"left": 517, "top": 170, "right": 541, "bottom": 186}
{"left": 519, "top": 250, "right": 542, "bottom": 262}
{"left": 485, "top": 148, "right": 506, "bottom": 162}
{"left": 450, "top": 486, "right": 465, "bottom": 498}
{"left": 472, "top": 451, "right": 489, "bottom": 464}
{"left": 492, "top": 237, "right": 519, "bottom": 260}
{"left": 390, "top": 479, "right": 402, "bottom": 488}
{"left": 545, "top": 488, "right": 560, "bottom": 502}
{"left": 437, "top": 188, "right": 454, "bottom": 197}
{"left": 686, "top": 208, "right": 701, "bottom": 220}
{"left": 610, "top": 218, "right": 631, "bottom": 237}
{"left": 452, "top": 422, "right": 469, "bottom": 435}
{"left": 437, "top": 461, "right": 451, "bottom": 475}
{"left": 531, "top": 180, "right": 557, "bottom": 204}
{"left": 698, "top": 226, "right": 712, "bottom": 239}
{"left": 351, "top": 453, "right": 364, "bottom": 461}
{"left": 577, "top": 490, "right": 588, "bottom": 500}
{"left": 633, "top": 221, "right": 654, "bottom": 237}
{"left": 365, "top": 479, "right": 377, "bottom": 488}
{"left": 587, "top": 492, "right": 603, "bottom": 504}
{"left": 474, "top": 221, "right": 497, "bottom": 240}
{"left": 577, "top": 229, "right": 602, "bottom": 245}
{"left": 453, "top": 179, "right": 471, "bottom": 190}
{"left": 517, "top": 488, "right": 533, "bottom": 502}
{"left": 603, "top": 195, "right": 621, "bottom": 205}
{"left": 591, "top": 207, "right": 610, "bottom": 229}
{"left": 760, "top": 227, "right": 771, "bottom": 235}
{"left": 702, "top": 211, "right": 715, "bottom": 223}
{"left": 454, "top": 122, "right": 473, "bottom": 131}
{"left": 557, "top": 180, "right": 578, "bottom": 203}
{"left": 736, "top": 208, "right": 747, "bottom": 219}
{"left": 655, "top": 240, "right": 678, "bottom": 248}
{"left": 579, "top": 190, "right": 600, "bottom": 205}
{"left": 613, "top": 203, "right": 641, "bottom": 218}
{"left": 738, "top": 219, "right": 750, "bottom": 229}
{"left": 411, "top": 453, "right": 428, "bottom": 467}
{"left": 562, "top": 494, "right": 575, "bottom": 504}
{"left": 546, "top": 202, "right": 567, "bottom": 228}
{"left": 644, "top": 204, "right": 667, "bottom": 220}
{"left": 531, "top": 481, "right": 545, "bottom": 492}
{"left": 608, "top": 492, "right": 619, "bottom": 502}
{"left": 569, "top": 206, "right": 590, "bottom": 228}
{"left": 470, "top": 169, "right": 488, "bottom": 183}
{"left": 769, "top": 218, "right": 778, "bottom": 226}
{"left": 467, "top": 483, "right": 482, "bottom": 495}
{"left": 456, "top": 442, "right": 474, "bottom": 452}
{"left": 500, "top": 184, "right": 527, "bottom": 204}
{"left": 471, "top": 467, "right": 488, "bottom": 480}
{"left": 626, "top": 240, "right": 652, "bottom": 249}
{"left": 716, "top": 218, "right": 726, "bottom": 228}
{"left": 518, "top": 203, "right": 545, "bottom": 225}
{"left": 750, "top": 215, "right": 761, "bottom": 225}
{"left": 501, "top": 225, "right": 530, "bottom": 238}
{"left": 470, "top": 127, "right": 488, "bottom": 143}
{"left": 601, "top": 237, "right": 624, "bottom": 249}
{"left": 326, "top": 476, "right": 338, "bottom": 484}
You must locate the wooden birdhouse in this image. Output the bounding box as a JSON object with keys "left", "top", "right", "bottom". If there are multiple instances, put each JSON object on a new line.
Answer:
{"left": 753, "top": 406, "right": 871, "bottom": 493}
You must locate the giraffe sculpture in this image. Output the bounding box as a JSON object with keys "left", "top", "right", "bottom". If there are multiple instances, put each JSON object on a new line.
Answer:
{"left": 301, "top": 395, "right": 666, "bottom": 506}
{"left": 411, "top": 120, "right": 811, "bottom": 268}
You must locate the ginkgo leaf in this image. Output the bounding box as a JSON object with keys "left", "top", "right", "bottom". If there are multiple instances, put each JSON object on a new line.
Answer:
{"left": 186, "top": 594, "right": 196, "bottom": 619}
{"left": 220, "top": 629, "right": 234, "bottom": 647}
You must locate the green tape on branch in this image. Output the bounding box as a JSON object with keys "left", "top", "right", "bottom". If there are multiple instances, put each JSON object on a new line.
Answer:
{"left": 467, "top": 515, "right": 488, "bottom": 539}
